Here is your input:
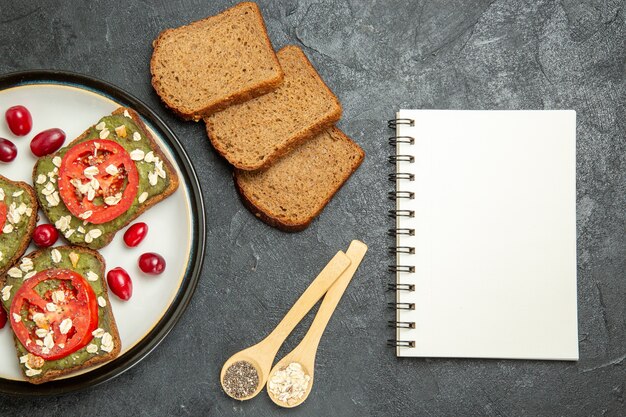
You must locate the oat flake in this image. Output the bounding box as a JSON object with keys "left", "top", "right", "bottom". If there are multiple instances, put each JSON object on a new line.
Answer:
{"left": 51, "top": 249, "right": 62, "bottom": 263}
{"left": 25, "top": 369, "right": 42, "bottom": 377}
{"left": 59, "top": 318, "right": 73, "bottom": 335}
{"left": 1, "top": 285, "right": 12, "bottom": 301}
{"left": 92, "top": 328, "right": 105, "bottom": 338}
{"left": 268, "top": 362, "right": 311, "bottom": 406}
{"left": 7, "top": 267, "right": 22, "bottom": 278}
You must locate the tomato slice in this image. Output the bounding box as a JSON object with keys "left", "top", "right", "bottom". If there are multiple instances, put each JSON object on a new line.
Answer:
{"left": 10, "top": 269, "right": 99, "bottom": 361}
{"left": 58, "top": 139, "right": 139, "bottom": 224}
{"left": 0, "top": 201, "right": 6, "bottom": 234}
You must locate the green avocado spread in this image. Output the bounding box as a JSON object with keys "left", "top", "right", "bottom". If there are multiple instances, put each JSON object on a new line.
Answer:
{"left": 1, "top": 247, "right": 115, "bottom": 379}
{"left": 34, "top": 112, "right": 173, "bottom": 250}
{"left": 0, "top": 179, "right": 35, "bottom": 271}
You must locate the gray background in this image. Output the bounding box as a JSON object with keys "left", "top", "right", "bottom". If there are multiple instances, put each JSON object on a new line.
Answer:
{"left": 0, "top": 0, "right": 624, "bottom": 415}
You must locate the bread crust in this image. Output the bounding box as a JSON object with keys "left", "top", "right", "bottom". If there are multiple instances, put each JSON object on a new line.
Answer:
{"left": 0, "top": 176, "right": 38, "bottom": 276}
{"left": 32, "top": 107, "right": 179, "bottom": 250}
{"left": 0, "top": 245, "right": 121, "bottom": 384}
{"left": 205, "top": 45, "right": 343, "bottom": 171}
{"left": 234, "top": 127, "right": 364, "bottom": 231}
{"left": 150, "top": 2, "right": 284, "bottom": 121}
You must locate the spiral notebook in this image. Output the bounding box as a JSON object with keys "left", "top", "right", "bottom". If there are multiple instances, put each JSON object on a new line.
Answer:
{"left": 388, "top": 110, "right": 579, "bottom": 360}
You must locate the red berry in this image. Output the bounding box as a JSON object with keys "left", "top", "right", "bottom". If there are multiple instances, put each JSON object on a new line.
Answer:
{"left": 138, "top": 253, "right": 166, "bottom": 275}
{"left": 0, "top": 307, "right": 6, "bottom": 329}
{"left": 5, "top": 105, "right": 32, "bottom": 136}
{"left": 123, "top": 222, "right": 148, "bottom": 247}
{"left": 30, "top": 128, "right": 65, "bottom": 157}
{"left": 106, "top": 267, "right": 133, "bottom": 301}
{"left": 0, "top": 138, "right": 17, "bottom": 162}
{"left": 32, "top": 224, "right": 59, "bottom": 247}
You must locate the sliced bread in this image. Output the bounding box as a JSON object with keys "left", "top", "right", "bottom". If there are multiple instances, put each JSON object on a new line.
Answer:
{"left": 234, "top": 126, "right": 364, "bottom": 231}
{"left": 150, "top": 2, "right": 284, "bottom": 121}
{"left": 205, "top": 45, "right": 343, "bottom": 171}
{"left": 0, "top": 176, "right": 38, "bottom": 276}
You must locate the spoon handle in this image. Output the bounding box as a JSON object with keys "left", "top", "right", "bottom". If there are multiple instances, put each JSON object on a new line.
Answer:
{"left": 260, "top": 250, "right": 351, "bottom": 357}
{"left": 297, "top": 240, "right": 368, "bottom": 358}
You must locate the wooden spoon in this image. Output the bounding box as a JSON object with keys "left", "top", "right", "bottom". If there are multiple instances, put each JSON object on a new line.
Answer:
{"left": 266, "top": 240, "right": 368, "bottom": 408}
{"left": 220, "top": 250, "right": 351, "bottom": 400}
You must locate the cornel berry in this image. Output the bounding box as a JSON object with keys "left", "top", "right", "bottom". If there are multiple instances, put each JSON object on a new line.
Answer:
{"left": 32, "top": 224, "right": 59, "bottom": 248}
{"left": 123, "top": 222, "right": 148, "bottom": 247}
{"left": 138, "top": 253, "right": 166, "bottom": 275}
{"left": 5, "top": 105, "right": 32, "bottom": 136}
{"left": 0, "top": 307, "right": 6, "bottom": 329}
{"left": 107, "top": 267, "right": 133, "bottom": 301}
{"left": 0, "top": 138, "right": 17, "bottom": 162}
{"left": 30, "top": 128, "right": 65, "bottom": 157}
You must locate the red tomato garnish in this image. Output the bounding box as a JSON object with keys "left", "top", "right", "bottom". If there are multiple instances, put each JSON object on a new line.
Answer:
{"left": 32, "top": 224, "right": 59, "bottom": 247}
{"left": 58, "top": 139, "right": 139, "bottom": 224}
{"left": 9, "top": 269, "right": 98, "bottom": 360}
{"left": 0, "top": 202, "right": 6, "bottom": 234}
{"left": 123, "top": 222, "right": 148, "bottom": 247}
{"left": 5, "top": 105, "right": 32, "bottom": 136}
{"left": 106, "top": 267, "right": 132, "bottom": 301}
{"left": 138, "top": 253, "right": 166, "bottom": 275}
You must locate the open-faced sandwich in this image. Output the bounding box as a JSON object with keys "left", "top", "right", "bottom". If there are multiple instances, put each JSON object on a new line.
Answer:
{"left": 0, "top": 246, "right": 120, "bottom": 384}
{"left": 0, "top": 175, "right": 38, "bottom": 275}
{"left": 32, "top": 107, "right": 179, "bottom": 250}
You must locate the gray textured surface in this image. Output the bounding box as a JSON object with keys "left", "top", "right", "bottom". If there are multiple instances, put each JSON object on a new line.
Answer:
{"left": 0, "top": 0, "right": 625, "bottom": 415}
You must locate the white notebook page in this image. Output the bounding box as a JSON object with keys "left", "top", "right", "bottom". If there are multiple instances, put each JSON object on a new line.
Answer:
{"left": 394, "top": 110, "right": 578, "bottom": 360}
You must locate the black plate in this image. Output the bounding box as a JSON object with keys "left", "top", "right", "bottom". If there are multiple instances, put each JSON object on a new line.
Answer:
{"left": 0, "top": 70, "right": 206, "bottom": 396}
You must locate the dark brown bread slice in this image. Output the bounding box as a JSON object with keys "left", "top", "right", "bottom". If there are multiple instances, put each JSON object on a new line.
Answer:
{"left": 0, "top": 176, "right": 38, "bottom": 276}
{"left": 205, "top": 45, "right": 343, "bottom": 171}
{"left": 234, "top": 127, "right": 364, "bottom": 231}
{"left": 150, "top": 2, "right": 284, "bottom": 121}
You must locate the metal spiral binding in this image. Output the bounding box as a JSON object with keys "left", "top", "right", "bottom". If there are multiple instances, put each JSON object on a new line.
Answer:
{"left": 387, "top": 283, "right": 415, "bottom": 291}
{"left": 387, "top": 302, "right": 415, "bottom": 310}
{"left": 388, "top": 173, "right": 415, "bottom": 181}
{"left": 388, "top": 321, "right": 416, "bottom": 329}
{"left": 387, "top": 228, "right": 415, "bottom": 236}
{"left": 388, "top": 118, "right": 416, "bottom": 349}
{"left": 387, "top": 339, "right": 416, "bottom": 347}
{"left": 388, "top": 118, "right": 415, "bottom": 128}
{"left": 388, "top": 155, "right": 415, "bottom": 163}
{"left": 388, "top": 246, "right": 415, "bottom": 254}
{"left": 388, "top": 136, "right": 415, "bottom": 145}
{"left": 388, "top": 210, "right": 415, "bottom": 218}
{"left": 388, "top": 265, "right": 415, "bottom": 273}
{"left": 388, "top": 191, "right": 414, "bottom": 200}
